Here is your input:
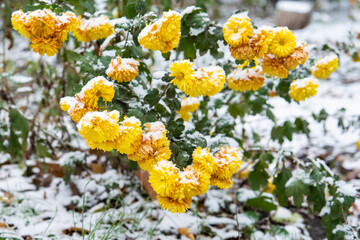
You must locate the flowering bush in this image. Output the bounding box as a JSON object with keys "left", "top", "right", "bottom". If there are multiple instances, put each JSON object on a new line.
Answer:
{"left": 1, "top": 1, "right": 359, "bottom": 239}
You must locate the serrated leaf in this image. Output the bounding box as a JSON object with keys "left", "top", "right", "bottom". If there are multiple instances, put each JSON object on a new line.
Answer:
{"left": 285, "top": 177, "right": 310, "bottom": 207}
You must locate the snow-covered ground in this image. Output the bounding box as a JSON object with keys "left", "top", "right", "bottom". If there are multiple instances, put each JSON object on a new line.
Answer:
{"left": 1, "top": 2, "right": 360, "bottom": 239}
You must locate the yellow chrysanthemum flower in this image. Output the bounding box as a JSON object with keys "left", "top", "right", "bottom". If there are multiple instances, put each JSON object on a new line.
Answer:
{"left": 128, "top": 122, "right": 172, "bottom": 171}
{"left": 282, "top": 42, "right": 309, "bottom": 70}
{"left": 86, "top": 139, "right": 116, "bottom": 152}
{"left": 210, "top": 176, "right": 233, "bottom": 189}
{"left": 11, "top": 10, "right": 31, "bottom": 38}
{"left": 310, "top": 54, "right": 339, "bottom": 79}
{"left": 106, "top": 56, "right": 140, "bottom": 83}
{"left": 78, "top": 76, "right": 115, "bottom": 109}
{"left": 289, "top": 77, "right": 319, "bottom": 101}
{"left": 211, "top": 146, "right": 242, "bottom": 189}
{"left": 229, "top": 44, "right": 256, "bottom": 60}
{"left": 60, "top": 96, "right": 97, "bottom": 123}
{"left": 190, "top": 66, "right": 226, "bottom": 97}
{"left": 251, "top": 27, "right": 274, "bottom": 58}
{"left": 356, "top": 140, "right": 360, "bottom": 151}
{"left": 73, "top": 16, "right": 115, "bottom": 42}
{"left": 115, "top": 116, "right": 143, "bottom": 155}
{"left": 157, "top": 195, "right": 192, "bottom": 214}
{"left": 264, "top": 180, "right": 276, "bottom": 193}
{"left": 268, "top": 27, "right": 296, "bottom": 58}
{"left": 11, "top": 9, "right": 77, "bottom": 56}
{"left": 192, "top": 147, "right": 215, "bottom": 175}
{"left": 223, "top": 15, "right": 253, "bottom": 47}
{"left": 30, "top": 37, "right": 62, "bottom": 56}
{"left": 261, "top": 55, "right": 289, "bottom": 79}
{"left": 56, "top": 11, "right": 78, "bottom": 42}
{"left": 77, "top": 111, "right": 120, "bottom": 144}
{"left": 138, "top": 10, "right": 181, "bottom": 53}
{"left": 237, "top": 164, "right": 252, "bottom": 178}
{"left": 149, "top": 160, "right": 181, "bottom": 197}
{"left": 177, "top": 97, "right": 200, "bottom": 121}
{"left": 170, "top": 60, "right": 196, "bottom": 96}
{"left": 352, "top": 51, "right": 360, "bottom": 62}
{"left": 178, "top": 165, "right": 210, "bottom": 199}
{"left": 227, "top": 66, "right": 265, "bottom": 92}
{"left": 27, "top": 9, "right": 57, "bottom": 38}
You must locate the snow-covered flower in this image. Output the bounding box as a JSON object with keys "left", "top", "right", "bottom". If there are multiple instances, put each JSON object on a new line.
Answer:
{"left": 227, "top": 66, "right": 265, "bottom": 92}
{"left": 289, "top": 77, "right": 319, "bottom": 101}
{"left": 268, "top": 27, "right": 297, "bottom": 58}
{"left": 73, "top": 16, "right": 115, "bottom": 42}
{"left": 192, "top": 147, "right": 215, "bottom": 175}
{"left": 229, "top": 44, "right": 257, "bottom": 60}
{"left": 210, "top": 146, "right": 243, "bottom": 189}
{"left": 261, "top": 55, "right": 289, "bottom": 79}
{"left": 60, "top": 96, "right": 97, "bottom": 123}
{"left": 78, "top": 76, "right": 115, "bottom": 109}
{"left": 11, "top": 9, "right": 77, "bottom": 56}
{"left": 128, "top": 122, "right": 172, "bottom": 171}
{"left": 223, "top": 15, "right": 254, "bottom": 47}
{"left": 251, "top": 27, "right": 275, "bottom": 58}
{"left": 311, "top": 54, "right": 339, "bottom": 79}
{"left": 192, "top": 66, "right": 226, "bottom": 97}
{"left": 138, "top": 10, "right": 181, "bottom": 53}
{"left": 106, "top": 56, "right": 140, "bottom": 83}
{"left": 77, "top": 111, "right": 120, "bottom": 150}
{"left": 115, "top": 117, "right": 143, "bottom": 155}
{"left": 177, "top": 97, "right": 200, "bottom": 121}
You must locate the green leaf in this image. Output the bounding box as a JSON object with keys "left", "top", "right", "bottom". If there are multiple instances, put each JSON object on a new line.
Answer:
{"left": 248, "top": 159, "right": 269, "bottom": 190}
{"left": 228, "top": 103, "right": 246, "bottom": 118}
{"left": 160, "top": 0, "right": 172, "bottom": 11}
{"left": 246, "top": 196, "right": 277, "bottom": 212}
{"left": 135, "top": 0, "right": 147, "bottom": 16}
{"left": 161, "top": 73, "right": 174, "bottom": 83}
{"left": 285, "top": 175, "right": 310, "bottom": 207}
{"left": 36, "top": 140, "right": 52, "bottom": 158}
{"left": 294, "top": 118, "right": 310, "bottom": 137}
{"left": 162, "top": 52, "right": 171, "bottom": 60}
{"left": 166, "top": 86, "right": 176, "bottom": 99}
{"left": 185, "top": 12, "right": 210, "bottom": 29}
{"left": 146, "top": 109, "right": 158, "bottom": 122}
{"left": 8, "top": 129, "right": 22, "bottom": 159}
{"left": 167, "top": 119, "right": 185, "bottom": 137}
{"left": 144, "top": 89, "right": 160, "bottom": 107}
{"left": 266, "top": 109, "right": 276, "bottom": 123}
{"left": 274, "top": 168, "right": 292, "bottom": 206}
{"left": 175, "top": 151, "right": 190, "bottom": 169}
{"left": 178, "top": 37, "right": 196, "bottom": 60}
{"left": 67, "top": 50, "right": 82, "bottom": 62}
{"left": 127, "top": 109, "right": 146, "bottom": 124}
{"left": 308, "top": 184, "right": 326, "bottom": 213}
{"left": 9, "top": 108, "right": 29, "bottom": 140}
{"left": 170, "top": 98, "right": 181, "bottom": 111}
{"left": 125, "top": 2, "right": 137, "bottom": 18}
